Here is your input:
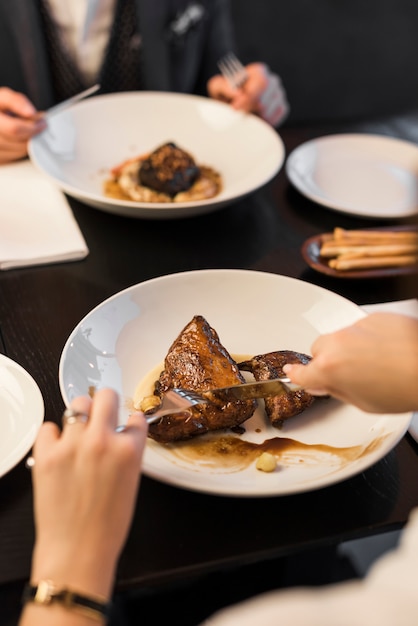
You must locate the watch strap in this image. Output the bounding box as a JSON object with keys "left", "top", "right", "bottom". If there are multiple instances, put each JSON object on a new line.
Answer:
{"left": 23, "top": 580, "right": 111, "bottom": 622}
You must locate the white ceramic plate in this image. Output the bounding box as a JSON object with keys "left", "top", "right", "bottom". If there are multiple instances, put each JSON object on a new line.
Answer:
{"left": 0, "top": 354, "right": 44, "bottom": 477}
{"left": 286, "top": 133, "right": 418, "bottom": 218}
{"left": 28, "top": 92, "right": 284, "bottom": 220}
{"left": 59, "top": 269, "right": 411, "bottom": 497}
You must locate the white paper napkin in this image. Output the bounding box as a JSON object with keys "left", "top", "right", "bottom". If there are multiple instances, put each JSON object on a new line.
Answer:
{"left": 0, "top": 160, "right": 88, "bottom": 270}
{"left": 361, "top": 298, "right": 418, "bottom": 442}
{"left": 361, "top": 299, "right": 418, "bottom": 318}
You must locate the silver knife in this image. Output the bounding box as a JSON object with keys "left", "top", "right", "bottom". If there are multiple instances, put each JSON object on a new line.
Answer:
{"left": 24, "top": 84, "right": 101, "bottom": 121}
{"left": 44, "top": 84, "right": 101, "bottom": 118}
{"left": 204, "top": 377, "right": 302, "bottom": 403}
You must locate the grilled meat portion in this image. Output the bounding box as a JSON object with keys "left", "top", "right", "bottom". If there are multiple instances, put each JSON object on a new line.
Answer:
{"left": 239, "top": 350, "right": 315, "bottom": 428}
{"left": 138, "top": 142, "right": 200, "bottom": 196}
{"left": 148, "top": 315, "right": 257, "bottom": 443}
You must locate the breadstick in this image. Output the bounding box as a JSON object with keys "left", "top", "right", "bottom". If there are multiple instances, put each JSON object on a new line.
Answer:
{"left": 326, "top": 235, "right": 418, "bottom": 246}
{"left": 329, "top": 254, "right": 418, "bottom": 271}
{"left": 320, "top": 242, "right": 418, "bottom": 258}
{"left": 333, "top": 227, "right": 418, "bottom": 242}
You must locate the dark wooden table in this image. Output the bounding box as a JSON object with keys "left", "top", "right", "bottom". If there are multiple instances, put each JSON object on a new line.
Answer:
{"left": 1, "top": 111, "right": 418, "bottom": 596}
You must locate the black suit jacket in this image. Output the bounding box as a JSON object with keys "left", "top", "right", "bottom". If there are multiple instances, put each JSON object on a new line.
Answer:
{"left": 0, "top": 0, "right": 235, "bottom": 109}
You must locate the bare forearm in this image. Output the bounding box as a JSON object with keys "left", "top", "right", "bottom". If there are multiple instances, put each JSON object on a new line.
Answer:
{"left": 18, "top": 390, "right": 148, "bottom": 626}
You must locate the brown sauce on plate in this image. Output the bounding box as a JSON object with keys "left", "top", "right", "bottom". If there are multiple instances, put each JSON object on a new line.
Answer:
{"left": 166, "top": 432, "right": 387, "bottom": 473}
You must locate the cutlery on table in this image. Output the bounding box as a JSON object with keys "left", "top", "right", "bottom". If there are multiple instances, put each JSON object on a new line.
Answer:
{"left": 217, "top": 52, "right": 249, "bottom": 89}
{"left": 144, "top": 378, "right": 301, "bottom": 425}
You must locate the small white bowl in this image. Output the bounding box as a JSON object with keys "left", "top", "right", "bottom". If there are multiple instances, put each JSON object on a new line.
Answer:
{"left": 29, "top": 91, "right": 285, "bottom": 219}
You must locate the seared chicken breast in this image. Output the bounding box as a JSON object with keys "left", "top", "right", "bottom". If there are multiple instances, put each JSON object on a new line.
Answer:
{"left": 147, "top": 315, "right": 257, "bottom": 443}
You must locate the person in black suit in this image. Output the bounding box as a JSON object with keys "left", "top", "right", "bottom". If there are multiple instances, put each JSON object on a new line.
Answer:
{"left": 0, "top": 0, "right": 288, "bottom": 164}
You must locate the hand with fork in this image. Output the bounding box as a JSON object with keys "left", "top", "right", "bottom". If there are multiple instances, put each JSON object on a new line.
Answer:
{"left": 207, "top": 53, "right": 289, "bottom": 127}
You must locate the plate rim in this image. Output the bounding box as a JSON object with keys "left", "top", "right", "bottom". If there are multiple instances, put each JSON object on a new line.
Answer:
{"left": 286, "top": 132, "right": 418, "bottom": 219}
{"left": 0, "top": 354, "right": 44, "bottom": 477}
{"left": 142, "top": 410, "right": 412, "bottom": 497}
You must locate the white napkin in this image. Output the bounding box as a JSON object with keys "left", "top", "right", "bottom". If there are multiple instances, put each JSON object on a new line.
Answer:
{"left": 0, "top": 160, "right": 88, "bottom": 270}
{"left": 361, "top": 298, "right": 418, "bottom": 442}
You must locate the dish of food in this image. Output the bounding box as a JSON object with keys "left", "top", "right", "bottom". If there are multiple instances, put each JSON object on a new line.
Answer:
{"left": 302, "top": 225, "right": 418, "bottom": 279}
{"left": 59, "top": 269, "right": 411, "bottom": 497}
{"left": 286, "top": 133, "right": 418, "bottom": 218}
{"left": 105, "top": 142, "right": 222, "bottom": 203}
{"left": 0, "top": 354, "right": 44, "bottom": 478}
{"left": 29, "top": 92, "right": 284, "bottom": 219}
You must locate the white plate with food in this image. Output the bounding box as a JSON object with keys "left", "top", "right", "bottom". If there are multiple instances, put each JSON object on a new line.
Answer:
{"left": 28, "top": 92, "right": 284, "bottom": 219}
{"left": 0, "top": 354, "right": 44, "bottom": 477}
{"left": 59, "top": 269, "right": 411, "bottom": 497}
{"left": 286, "top": 133, "right": 418, "bottom": 218}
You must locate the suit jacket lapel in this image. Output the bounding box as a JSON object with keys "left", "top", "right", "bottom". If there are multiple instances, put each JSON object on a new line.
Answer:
{"left": 0, "top": 0, "right": 54, "bottom": 108}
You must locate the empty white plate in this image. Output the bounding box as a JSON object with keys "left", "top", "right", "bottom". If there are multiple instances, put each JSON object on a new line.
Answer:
{"left": 286, "top": 133, "right": 418, "bottom": 218}
{"left": 0, "top": 355, "right": 44, "bottom": 477}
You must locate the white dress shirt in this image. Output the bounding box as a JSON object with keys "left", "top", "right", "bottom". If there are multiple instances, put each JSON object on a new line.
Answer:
{"left": 45, "top": 0, "right": 116, "bottom": 83}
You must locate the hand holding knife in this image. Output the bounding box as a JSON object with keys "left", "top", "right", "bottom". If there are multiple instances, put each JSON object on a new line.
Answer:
{"left": 6, "top": 83, "right": 101, "bottom": 122}
{"left": 0, "top": 84, "right": 100, "bottom": 164}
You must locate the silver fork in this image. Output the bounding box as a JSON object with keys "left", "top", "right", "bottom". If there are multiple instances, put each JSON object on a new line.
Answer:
{"left": 218, "top": 52, "right": 248, "bottom": 89}
{"left": 144, "top": 389, "right": 208, "bottom": 425}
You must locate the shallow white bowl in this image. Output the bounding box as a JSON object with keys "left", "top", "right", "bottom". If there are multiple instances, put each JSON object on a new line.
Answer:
{"left": 59, "top": 269, "right": 411, "bottom": 497}
{"left": 29, "top": 92, "right": 285, "bottom": 219}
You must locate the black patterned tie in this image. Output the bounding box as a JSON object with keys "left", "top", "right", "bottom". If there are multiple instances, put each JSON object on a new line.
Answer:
{"left": 38, "top": 0, "right": 142, "bottom": 104}
{"left": 38, "top": 0, "right": 86, "bottom": 102}
{"left": 99, "top": 0, "right": 143, "bottom": 94}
